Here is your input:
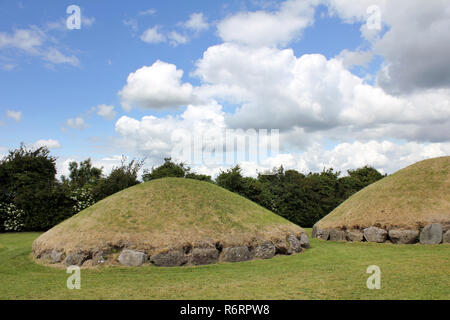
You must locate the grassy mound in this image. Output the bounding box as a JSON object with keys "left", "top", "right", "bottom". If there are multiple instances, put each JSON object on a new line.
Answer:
{"left": 315, "top": 156, "right": 450, "bottom": 230}
{"left": 33, "top": 178, "right": 304, "bottom": 257}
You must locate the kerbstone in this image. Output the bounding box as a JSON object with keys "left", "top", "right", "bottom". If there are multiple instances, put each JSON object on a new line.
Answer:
{"left": 420, "top": 224, "right": 443, "bottom": 244}
{"left": 222, "top": 246, "right": 251, "bottom": 262}
{"left": 389, "top": 229, "right": 419, "bottom": 244}
{"left": 150, "top": 250, "right": 186, "bottom": 267}
{"left": 363, "top": 227, "right": 388, "bottom": 243}
{"left": 118, "top": 250, "right": 148, "bottom": 267}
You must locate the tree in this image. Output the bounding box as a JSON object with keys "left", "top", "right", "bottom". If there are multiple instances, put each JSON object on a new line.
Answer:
{"left": 215, "top": 165, "right": 244, "bottom": 194}
{"left": 336, "top": 166, "right": 385, "bottom": 202}
{"left": 185, "top": 172, "right": 213, "bottom": 183}
{"left": 61, "top": 158, "right": 102, "bottom": 189}
{"left": 142, "top": 158, "right": 188, "bottom": 181}
{"left": 0, "top": 144, "right": 74, "bottom": 231}
{"left": 93, "top": 157, "right": 144, "bottom": 200}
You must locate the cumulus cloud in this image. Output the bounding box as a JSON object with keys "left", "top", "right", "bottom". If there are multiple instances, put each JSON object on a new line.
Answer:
{"left": 184, "top": 13, "right": 209, "bottom": 32}
{"left": 282, "top": 140, "right": 450, "bottom": 175}
{"left": 33, "top": 139, "right": 61, "bottom": 149}
{"left": 114, "top": 101, "right": 225, "bottom": 160}
{"left": 140, "top": 26, "right": 166, "bottom": 44}
{"left": 7, "top": 110, "right": 22, "bottom": 122}
{"left": 109, "top": 1, "right": 450, "bottom": 176}
{"left": 66, "top": 117, "right": 86, "bottom": 130}
{"left": 168, "top": 31, "right": 188, "bottom": 47}
{"left": 217, "top": 0, "right": 316, "bottom": 47}
{"left": 118, "top": 60, "right": 196, "bottom": 110}
{"left": 193, "top": 43, "right": 450, "bottom": 145}
{"left": 325, "top": 0, "right": 450, "bottom": 94}
{"left": 336, "top": 49, "right": 373, "bottom": 68}
{"left": 55, "top": 156, "right": 126, "bottom": 179}
{"left": 94, "top": 104, "right": 116, "bottom": 120}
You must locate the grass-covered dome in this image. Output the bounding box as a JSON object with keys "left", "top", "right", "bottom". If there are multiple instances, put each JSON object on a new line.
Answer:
{"left": 33, "top": 178, "right": 308, "bottom": 267}
{"left": 313, "top": 156, "right": 450, "bottom": 244}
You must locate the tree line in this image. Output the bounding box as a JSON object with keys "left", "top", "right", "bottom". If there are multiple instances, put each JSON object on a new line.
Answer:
{"left": 0, "top": 145, "right": 385, "bottom": 232}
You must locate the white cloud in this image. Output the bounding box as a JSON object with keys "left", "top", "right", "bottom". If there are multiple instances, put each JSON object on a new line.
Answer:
{"left": 7, "top": 110, "right": 22, "bottom": 122}
{"left": 288, "top": 140, "right": 450, "bottom": 175}
{"left": 95, "top": 104, "right": 116, "bottom": 120}
{"left": 66, "top": 117, "right": 86, "bottom": 130}
{"left": 168, "top": 31, "right": 188, "bottom": 47}
{"left": 0, "top": 26, "right": 80, "bottom": 67}
{"left": 325, "top": 0, "right": 450, "bottom": 94}
{"left": 33, "top": 139, "right": 61, "bottom": 149}
{"left": 123, "top": 19, "right": 138, "bottom": 32}
{"left": 109, "top": 1, "right": 450, "bottom": 177}
{"left": 0, "top": 27, "right": 44, "bottom": 53}
{"left": 43, "top": 48, "right": 79, "bottom": 66}
{"left": 140, "top": 26, "right": 166, "bottom": 44}
{"left": 205, "top": 140, "right": 450, "bottom": 177}
{"left": 118, "top": 60, "right": 196, "bottom": 111}
{"left": 184, "top": 13, "right": 209, "bottom": 32}
{"left": 114, "top": 101, "right": 226, "bottom": 162}
{"left": 336, "top": 49, "right": 373, "bottom": 68}
{"left": 217, "top": 0, "right": 316, "bottom": 47}
{"left": 139, "top": 9, "right": 156, "bottom": 16}
{"left": 193, "top": 43, "right": 450, "bottom": 145}
{"left": 56, "top": 155, "right": 138, "bottom": 180}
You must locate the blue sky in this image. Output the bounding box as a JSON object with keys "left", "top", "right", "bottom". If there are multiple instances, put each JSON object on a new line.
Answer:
{"left": 1, "top": 0, "right": 450, "bottom": 177}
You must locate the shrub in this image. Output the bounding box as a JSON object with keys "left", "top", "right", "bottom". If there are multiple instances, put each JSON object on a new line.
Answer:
{"left": 70, "top": 187, "right": 95, "bottom": 213}
{"left": 142, "top": 158, "right": 188, "bottom": 181}
{"left": 0, "top": 202, "right": 25, "bottom": 232}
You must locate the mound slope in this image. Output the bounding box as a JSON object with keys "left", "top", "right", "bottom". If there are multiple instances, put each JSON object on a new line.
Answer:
{"left": 313, "top": 156, "right": 450, "bottom": 244}
{"left": 33, "top": 178, "right": 309, "bottom": 267}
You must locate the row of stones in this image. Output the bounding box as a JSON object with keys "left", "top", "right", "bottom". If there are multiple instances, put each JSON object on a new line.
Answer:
{"left": 38, "top": 233, "right": 310, "bottom": 267}
{"left": 313, "top": 223, "right": 450, "bottom": 244}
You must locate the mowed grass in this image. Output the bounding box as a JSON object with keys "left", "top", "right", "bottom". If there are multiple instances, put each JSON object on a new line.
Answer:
{"left": 1, "top": 230, "right": 449, "bottom": 300}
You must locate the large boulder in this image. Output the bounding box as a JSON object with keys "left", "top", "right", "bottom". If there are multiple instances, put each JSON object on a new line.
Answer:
{"left": 287, "top": 235, "right": 302, "bottom": 253}
{"left": 150, "top": 250, "right": 187, "bottom": 267}
{"left": 329, "top": 229, "right": 346, "bottom": 241}
{"left": 50, "top": 250, "right": 63, "bottom": 264}
{"left": 321, "top": 229, "right": 331, "bottom": 240}
{"left": 388, "top": 229, "right": 419, "bottom": 244}
{"left": 312, "top": 225, "right": 321, "bottom": 238}
{"left": 346, "top": 229, "right": 364, "bottom": 242}
{"left": 363, "top": 227, "right": 388, "bottom": 243}
{"left": 420, "top": 224, "right": 443, "bottom": 244}
{"left": 190, "top": 248, "right": 219, "bottom": 265}
{"left": 273, "top": 240, "right": 290, "bottom": 255}
{"left": 91, "top": 251, "right": 106, "bottom": 265}
{"left": 64, "top": 252, "right": 88, "bottom": 266}
{"left": 443, "top": 230, "right": 450, "bottom": 243}
{"left": 299, "top": 233, "right": 310, "bottom": 249}
{"left": 222, "top": 246, "right": 251, "bottom": 262}
{"left": 254, "top": 241, "right": 276, "bottom": 259}
{"left": 118, "top": 249, "right": 148, "bottom": 267}
{"left": 39, "top": 249, "right": 63, "bottom": 264}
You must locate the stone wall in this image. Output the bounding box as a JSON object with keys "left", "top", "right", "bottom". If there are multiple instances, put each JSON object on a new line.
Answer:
{"left": 312, "top": 223, "right": 450, "bottom": 245}
{"left": 35, "top": 233, "right": 311, "bottom": 268}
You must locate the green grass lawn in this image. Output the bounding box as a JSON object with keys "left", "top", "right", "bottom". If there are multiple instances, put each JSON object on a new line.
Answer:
{"left": 1, "top": 230, "right": 449, "bottom": 300}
